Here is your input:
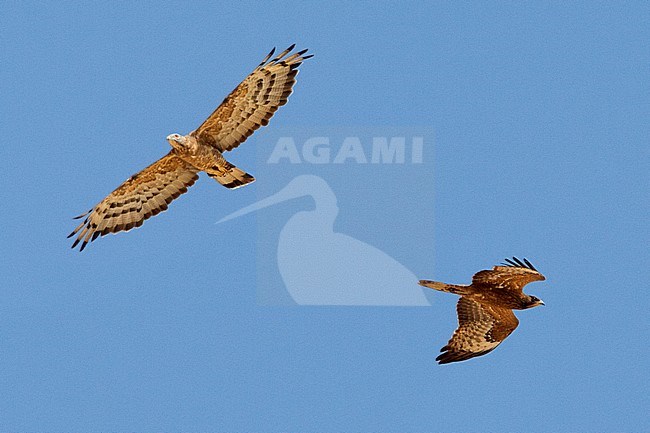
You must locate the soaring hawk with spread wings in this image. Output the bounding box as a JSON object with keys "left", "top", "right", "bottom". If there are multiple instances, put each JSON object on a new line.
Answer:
{"left": 69, "top": 45, "right": 312, "bottom": 251}
{"left": 419, "top": 257, "right": 546, "bottom": 364}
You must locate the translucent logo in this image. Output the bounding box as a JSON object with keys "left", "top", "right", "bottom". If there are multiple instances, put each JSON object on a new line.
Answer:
{"left": 218, "top": 127, "right": 435, "bottom": 306}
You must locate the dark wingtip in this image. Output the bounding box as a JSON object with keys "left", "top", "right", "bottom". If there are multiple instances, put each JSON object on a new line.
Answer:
{"left": 73, "top": 211, "right": 89, "bottom": 220}
{"left": 436, "top": 351, "right": 454, "bottom": 364}
{"left": 502, "top": 256, "right": 538, "bottom": 271}
{"left": 287, "top": 43, "right": 296, "bottom": 52}
{"left": 71, "top": 239, "right": 80, "bottom": 249}
{"left": 260, "top": 47, "right": 276, "bottom": 66}
{"left": 523, "top": 258, "right": 538, "bottom": 271}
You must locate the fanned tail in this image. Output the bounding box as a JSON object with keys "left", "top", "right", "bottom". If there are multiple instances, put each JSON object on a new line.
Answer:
{"left": 207, "top": 162, "right": 255, "bottom": 189}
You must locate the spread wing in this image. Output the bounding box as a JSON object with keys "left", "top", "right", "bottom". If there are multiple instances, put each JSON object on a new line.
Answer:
{"left": 437, "top": 298, "right": 519, "bottom": 364}
{"left": 191, "top": 44, "right": 312, "bottom": 152}
{"left": 472, "top": 257, "right": 545, "bottom": 293}
{"left": 68, "top": 151, "right": 199, "bottom": 251}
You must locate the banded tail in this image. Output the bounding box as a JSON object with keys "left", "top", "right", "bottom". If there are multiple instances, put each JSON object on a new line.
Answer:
{"left": 418, "top": 280, "right": 468, "bottom": 295}
{"left": 207, "top": 162, "right": 255, "bottom": 189}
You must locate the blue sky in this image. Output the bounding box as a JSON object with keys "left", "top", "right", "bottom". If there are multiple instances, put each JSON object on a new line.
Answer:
{"left": 1, "top": 1, "right": 648, "bottom": 431}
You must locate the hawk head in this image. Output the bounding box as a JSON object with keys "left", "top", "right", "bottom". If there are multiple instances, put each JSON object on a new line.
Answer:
{"left": 525, "top": 295, "right": 545, "bottom": 309}
{"left": 167, "top": 133, "right": 189, "bottom": 151}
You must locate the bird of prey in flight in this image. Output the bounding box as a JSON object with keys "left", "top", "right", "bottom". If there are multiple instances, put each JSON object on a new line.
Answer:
{"left": 419, "top": 257, "right": 546, "bottom": 364}
{"left": 69, "top": 45, "right": 312, "bottom": 251}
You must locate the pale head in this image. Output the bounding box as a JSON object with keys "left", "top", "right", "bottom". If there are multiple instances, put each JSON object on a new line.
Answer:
{"left": 166, "top": 133, "right": 187, "bottom": 151}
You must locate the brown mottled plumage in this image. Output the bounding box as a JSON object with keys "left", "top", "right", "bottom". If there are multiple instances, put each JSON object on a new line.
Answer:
{"left": 69, "top": 45, "right": 311, "bottom": 251}
{"left": 419, "top": 257, "right": 546, "bottom": 364}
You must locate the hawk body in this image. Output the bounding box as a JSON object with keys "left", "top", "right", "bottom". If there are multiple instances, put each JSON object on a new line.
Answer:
{"left": 69, "top": 45, "right": 311, "bottom": 251}
{"left": 419, "top": 257, "right": 546, "bottom": 364}
{"left": 167, "top": 135, "right": 254, "bottom": 189}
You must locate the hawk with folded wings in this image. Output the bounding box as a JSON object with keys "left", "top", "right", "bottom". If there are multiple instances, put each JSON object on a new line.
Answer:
{"left": 419, "top": 257, "right": 546, "bottom": 364}
{"left": 69, "top": 45, "right": 312, "bottom": 251}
